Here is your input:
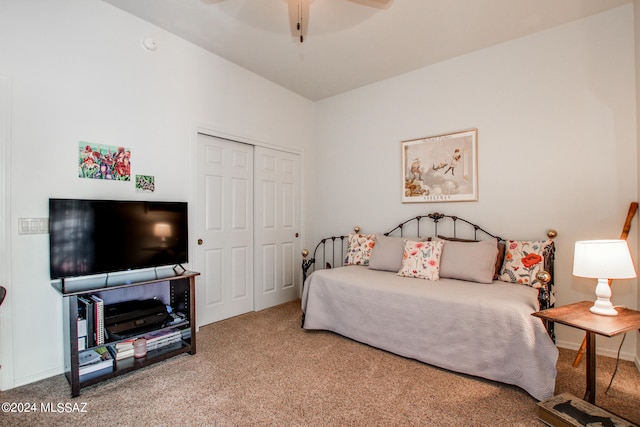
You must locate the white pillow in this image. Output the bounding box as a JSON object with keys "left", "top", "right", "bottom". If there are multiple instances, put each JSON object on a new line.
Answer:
{"left": 344, "top": 233, "right": 376, "bottom": 266}
{"left": 397, "top": 240, "right": 444, "bottom": 281}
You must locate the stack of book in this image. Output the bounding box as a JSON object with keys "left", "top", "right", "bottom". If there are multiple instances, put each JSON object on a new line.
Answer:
{"left": 78, "top": 346, "right": 113, "bottom": 381}
{"left": 111, "top": 339, "right": 135, "bottom": 361}
{"left": 77, "top": 294, "right": 105, "bottom": 347}
{"left": 143, "top": 329, "right": 183, "bottom": 352}
{"left": 77, "top": 316, "right": 88, "bottom": 351}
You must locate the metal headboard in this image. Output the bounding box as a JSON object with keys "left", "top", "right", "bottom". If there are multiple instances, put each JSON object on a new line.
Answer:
{"left": 302, "top": 212, "right": 505, "bottom": 281}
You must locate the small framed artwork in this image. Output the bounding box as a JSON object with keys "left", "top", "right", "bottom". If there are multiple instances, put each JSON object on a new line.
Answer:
{"left": 401, "top": 128, "right": 478, "bottom": 203}
{"left": 136, "top": 174, "right": 155, "bottom": 193}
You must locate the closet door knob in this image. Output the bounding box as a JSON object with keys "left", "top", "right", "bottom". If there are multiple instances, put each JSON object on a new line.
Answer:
{"left": 197, "top": 239, "right": 203, "bottom": 245}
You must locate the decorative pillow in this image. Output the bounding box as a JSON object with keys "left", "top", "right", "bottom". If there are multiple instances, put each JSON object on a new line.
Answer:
{"left": 397, "top": 240, "right": 444, "bottom": 280}
{"left": 438, "top": 239, "right": 499, "bottom": 284}
{"left": 369, "top": 234, "right": 429, "bottom": 272}
{"left": 498, "top": 240, "right": 552, "bottom": 287}
{"left": 345, "top": 233, "right": 376, "bottom": 266}
{"left": 368, "top": 234, "right": 405, "bottom": 272}
{"left": 438, "top": 235, "right": 505, "bottom": 280}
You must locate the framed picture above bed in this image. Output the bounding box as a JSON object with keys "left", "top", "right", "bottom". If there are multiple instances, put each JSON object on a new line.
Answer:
{"left": 402, "top": 128, "right": 478, "bottom": 203}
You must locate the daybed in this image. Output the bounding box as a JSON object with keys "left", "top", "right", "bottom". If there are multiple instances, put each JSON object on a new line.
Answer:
{"left": 300, "top": 213, "right": 559, "bottom": 401}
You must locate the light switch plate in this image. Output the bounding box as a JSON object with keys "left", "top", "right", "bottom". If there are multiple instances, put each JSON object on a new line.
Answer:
{"left": 18, "top": 218, "right": 49, "bottom": 234}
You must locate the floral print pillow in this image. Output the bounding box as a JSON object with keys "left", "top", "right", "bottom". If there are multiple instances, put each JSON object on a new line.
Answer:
{"left": 345, "top": 233, "right": 376, "bottom": 265}
{"left": 498, "top": 240, "right": 552, "bottom": 288}
{"left": 397, "top": 240, "right": 445, "bottom": 281}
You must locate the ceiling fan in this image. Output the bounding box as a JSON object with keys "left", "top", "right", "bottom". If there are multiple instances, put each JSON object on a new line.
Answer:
{"left": 289, "top": 0, "right": 391, "bottom": 43}
{"left": 203, "top": 0, "right": 392, "bottom": 43}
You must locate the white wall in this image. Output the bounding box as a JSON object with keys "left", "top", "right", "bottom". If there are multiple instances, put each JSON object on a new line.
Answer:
{"left": 0, "top": 0, "right": 314, "bottom": 389}
{"left": 314, "top": 6, "right": 638, "bottom": 360}
{"left": 1, "top": 0, "right": 638, "bottom": 390}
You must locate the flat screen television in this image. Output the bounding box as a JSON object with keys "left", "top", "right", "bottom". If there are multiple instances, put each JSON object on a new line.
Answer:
{"left": 49, "top": 199, "right": 188, "bottom": 279}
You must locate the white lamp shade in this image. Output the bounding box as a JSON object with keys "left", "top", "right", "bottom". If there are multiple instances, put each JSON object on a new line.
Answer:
{"left": 573, "top": 240, "right": 636, "bottom": 279}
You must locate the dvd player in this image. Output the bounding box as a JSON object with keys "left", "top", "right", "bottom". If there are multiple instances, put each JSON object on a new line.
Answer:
{"left": 104, "top": 298, "right": 169, "bottom": 335}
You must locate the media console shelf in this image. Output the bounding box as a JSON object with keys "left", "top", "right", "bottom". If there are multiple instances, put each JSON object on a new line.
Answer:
{"left": 52, "top": 270, "right": 199, "bottom": 397}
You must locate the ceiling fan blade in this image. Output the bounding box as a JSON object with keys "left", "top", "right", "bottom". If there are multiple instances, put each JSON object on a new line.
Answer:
{"left": 347, "top": 0, "right": 393, "bottom": 9}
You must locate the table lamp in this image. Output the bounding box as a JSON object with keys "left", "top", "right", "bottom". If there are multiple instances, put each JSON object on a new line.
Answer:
{"left": 573, "top": 240, "right": 636, "bottom": 316}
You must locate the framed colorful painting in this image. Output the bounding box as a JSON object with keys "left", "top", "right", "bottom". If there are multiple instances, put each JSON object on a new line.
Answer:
{"left": 79, "top": 142, "right": 131, "bottom": 181}
{"left": 401, "top": 129, "right": 478, "bottom": 203}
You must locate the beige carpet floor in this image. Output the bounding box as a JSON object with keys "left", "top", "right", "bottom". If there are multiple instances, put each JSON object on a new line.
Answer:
{"left": 1, "top": 300, "right": 639, "bottom": 426}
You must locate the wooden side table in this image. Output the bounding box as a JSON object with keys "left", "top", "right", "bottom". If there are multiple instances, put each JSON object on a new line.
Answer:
{"left": 533, "top": 301, "right": 640, "bottom": 404}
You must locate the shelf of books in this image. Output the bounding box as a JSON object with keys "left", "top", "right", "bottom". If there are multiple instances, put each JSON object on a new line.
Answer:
{"left": 77, "top": 326, "right": 192, "bottom": 384}
{"left": 55, "top": 271, "right": 199, "bottom": 397}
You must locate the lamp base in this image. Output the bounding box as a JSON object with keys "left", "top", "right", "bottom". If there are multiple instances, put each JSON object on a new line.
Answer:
{"left": 590, "top": 278, "right": 619, "bottom": 316}
{"left": 590, "top": 300, "right": 618, "bottom": 316}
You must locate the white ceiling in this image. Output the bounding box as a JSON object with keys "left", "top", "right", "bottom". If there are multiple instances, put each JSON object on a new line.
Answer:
{"left": 101, "top": 0, "right": 632, "bottom": 101}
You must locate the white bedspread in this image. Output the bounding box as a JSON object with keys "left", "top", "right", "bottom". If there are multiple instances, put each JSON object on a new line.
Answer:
{"left": 301, "top": 265, "right": 558, "bottom": 401}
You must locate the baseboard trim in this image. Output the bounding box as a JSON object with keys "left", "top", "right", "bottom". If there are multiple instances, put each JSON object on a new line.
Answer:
{"left": 555, "top": 340, "right": 636, "bottom": 362}
{"left": 12, "top": 366, "right": 64, "bottom": 390}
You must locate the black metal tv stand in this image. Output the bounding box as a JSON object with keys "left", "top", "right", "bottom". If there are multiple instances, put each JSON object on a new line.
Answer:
{"left": 52, "top": 270, "right": 199, "bottom": 397}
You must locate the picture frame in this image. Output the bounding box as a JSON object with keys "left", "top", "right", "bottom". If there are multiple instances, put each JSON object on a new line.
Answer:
{"left": 401, "top": 128, "right": 478, "bottom": 203}
{"left": 135, "top": 174, "right": 155, "bottom": 193}
{"left": 78, "top": 141, "right": 131, "bottom": 181}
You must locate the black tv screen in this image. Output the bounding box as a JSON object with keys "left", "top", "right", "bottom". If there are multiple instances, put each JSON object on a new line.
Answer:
{"left": 49, "top": 199, "right": 188, "bottom": 279}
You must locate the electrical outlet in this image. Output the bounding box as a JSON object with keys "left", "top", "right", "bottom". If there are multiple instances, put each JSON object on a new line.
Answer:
{"left": 18, "top": 218, "right": 49, "bottom": 234}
